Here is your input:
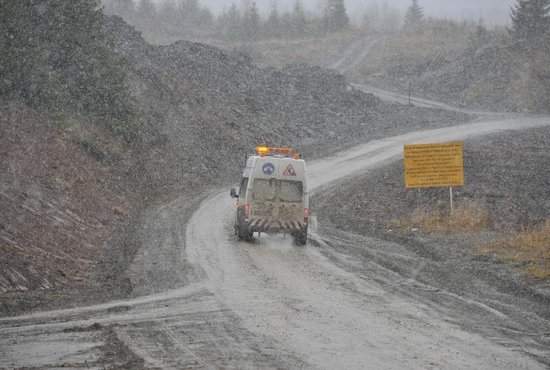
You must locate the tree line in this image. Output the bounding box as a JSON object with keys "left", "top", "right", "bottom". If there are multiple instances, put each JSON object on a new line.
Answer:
{"left": 400, "top": 0, "right": 550, "bottom": 39}
{"left": 217, "top": 0, "right": 350, "bottom": 40}
{"left": 102, "top": 0, "right": 351, "bottom": 41}
{"left": 106, "top": 0, "right": 550, "bottom": 42}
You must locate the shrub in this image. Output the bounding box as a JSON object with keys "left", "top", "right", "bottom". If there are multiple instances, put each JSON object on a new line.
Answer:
{"left": 389, "top": 200, "right": 490, "bottom": 234}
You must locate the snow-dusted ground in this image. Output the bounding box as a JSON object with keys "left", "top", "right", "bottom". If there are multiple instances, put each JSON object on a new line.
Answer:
{"left": 185, "top": 116, "right": 550, "bottom": 369}
{"left": 2, "top": 115, "right": 549, "bottom": 368}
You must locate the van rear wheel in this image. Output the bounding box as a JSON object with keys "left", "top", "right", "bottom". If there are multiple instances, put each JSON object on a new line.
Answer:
{"left": 293, "top": 229, "right": 307, "bottom": 246}
{"left": 237, "top": 224, "right": 253, "bottom": 241}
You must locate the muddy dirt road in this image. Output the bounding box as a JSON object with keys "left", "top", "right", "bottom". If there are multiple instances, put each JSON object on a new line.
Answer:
{"left": 1, "top": 115, "right": 549, "bottom": 368}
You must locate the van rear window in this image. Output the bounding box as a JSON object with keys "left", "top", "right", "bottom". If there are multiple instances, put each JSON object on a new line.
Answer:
{"left": 252, "top": 179, "right": 303, "bottom": 203}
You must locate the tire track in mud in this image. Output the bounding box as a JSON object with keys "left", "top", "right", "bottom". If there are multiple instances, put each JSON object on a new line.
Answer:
{"left": 310, "top": 225, "right": 550, "bottom": 365}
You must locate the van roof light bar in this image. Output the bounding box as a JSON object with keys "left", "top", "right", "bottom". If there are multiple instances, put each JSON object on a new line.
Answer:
{"left": 256, "top": 146, "right": 294, "bottom": 157}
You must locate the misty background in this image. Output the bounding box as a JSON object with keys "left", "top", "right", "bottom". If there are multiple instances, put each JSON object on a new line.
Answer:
{"left": 195, "top": 0, "right": 516, "bottom": 24}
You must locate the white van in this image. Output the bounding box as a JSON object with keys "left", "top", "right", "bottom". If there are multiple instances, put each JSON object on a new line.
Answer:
{"left": 230, "top": 147, "right": 310, "bottom": 245}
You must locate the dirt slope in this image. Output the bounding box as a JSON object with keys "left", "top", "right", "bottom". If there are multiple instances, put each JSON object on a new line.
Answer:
{"left": 0, "top": 102, "right": 135, "bottom": 303}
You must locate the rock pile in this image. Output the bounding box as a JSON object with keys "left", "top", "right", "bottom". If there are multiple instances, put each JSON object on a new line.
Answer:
{"left": 107, "top": 16, "right": 466, "bottom": 198}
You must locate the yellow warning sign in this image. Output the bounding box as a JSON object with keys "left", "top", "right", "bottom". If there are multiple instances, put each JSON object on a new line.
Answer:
{"left": 404, "top": 142, "right": 464, "bottom": 188}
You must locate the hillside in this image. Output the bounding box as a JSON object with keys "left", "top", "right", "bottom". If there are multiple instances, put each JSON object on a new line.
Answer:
{"left": 0, "top": 16, "right": 469, "bottom": 314}
{"left": 315, "top": 126, "right": 550, "bottom": 284}
{"left": 111, "top": 17, "right": 468, "bottom": 195}
{"left": 0, "top": 102, "right": 135, "bottom": 295}
{"left": 354, "top": 22, "right": 550, "bottom": 113}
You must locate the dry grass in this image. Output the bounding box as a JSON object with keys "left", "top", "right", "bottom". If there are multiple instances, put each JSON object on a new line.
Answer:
{"left": 356, "top": 20, "right": 475, "bottom": 85}
{"left": 476, "top": 220, "right": 550, "bottom": 279}
{"left": 205, "top": 29, "right": 359, "bottom": 69}
{"left": 389, "top": 200, "right": 489, "bottom": 234}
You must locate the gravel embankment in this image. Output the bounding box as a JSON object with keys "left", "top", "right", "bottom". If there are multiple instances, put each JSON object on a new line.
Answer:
{"left": 315, "top": 125, "right": 550, "bottom": 303}
{"left": 316, "top": 125, "right": 550, "bottom": 236}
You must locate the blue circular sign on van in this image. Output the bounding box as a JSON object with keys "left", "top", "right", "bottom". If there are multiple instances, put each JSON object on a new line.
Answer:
{"left": 262, "top": 163, "right": 275, "bottom": 176}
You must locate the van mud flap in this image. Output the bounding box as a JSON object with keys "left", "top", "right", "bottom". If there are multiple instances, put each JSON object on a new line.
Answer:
{"left": 249, "top": 218, "right": 305, "bottom": 232}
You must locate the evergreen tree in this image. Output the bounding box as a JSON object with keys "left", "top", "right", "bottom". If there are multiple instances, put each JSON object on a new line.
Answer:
{"left": 402, "top": 0, "right": 424, "bottom": 32}
{"left": 474, "top": 19, "right": 490, "bottom": 45}
{"left": 380, "top": 1, "right": 402, "bottom": 33}
{"left": 159, "top": 0, "right": 178, "bottom": 29}
{"left": 323, "top": 0, "right": 349, "bottom": 33}
{"left": 363, "top": 1, "right": 401, "bottom": 33}
{"left": 362, "top": 2, "right": 380, "bottom": 31}
{"left": 244, "top": 2, "right": 260, "bottom": 39}
{"left": 0, "top": 0, "right": 131, "bottom": 122}
{"left": 136, "top": 0, "right": 157, "bottom": 30}
{"left": 266, "top": 1, "right": 281, "bottom": 38}
{"left": 510, "top": 0, "right": 550, "bottom": 38}
{"left": 224, "top": 3, "right": 242, "bottom": 39}
{"left": 291, "top": 0, "right": 307, "bottom": 37}
{"left": 180, "top": 0, "right": 199, "bottom": 24}
{"left": 196, "top": 7, "right": 214, "bottom": 26}
{"left": 0, "top": 1, "right": 47, "bottom": 103}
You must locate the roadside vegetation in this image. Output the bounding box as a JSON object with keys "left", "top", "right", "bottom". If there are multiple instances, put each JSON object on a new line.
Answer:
{"left": 358, "top": 0, "right": 550, "bottom": 113}
{"left": 103, "top": 0, "right": 352, "bottom": 44}
{"left": 476, "top": 221, "right": 550, "bottom": 279}
{"left": 355, "top": 0, "right": 550, "bottom": 279}
{"left": 316, "top": 126, "right": 550, "bottom": 282}
{"left": 100, "top": 0, "right": 403, "bottom": 68}
{"left": 0, "top": 0, "right": 142, "bottom": 300}
{"left": 389, "top": 201, "right": 550, "bottom": 280}
{"left": 389, "top": 200, "right": 489, "bottom": 234}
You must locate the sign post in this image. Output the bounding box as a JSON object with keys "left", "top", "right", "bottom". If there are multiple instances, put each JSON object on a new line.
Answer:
{"left": 404, "top": 142, "right": 464, "bottom": 214}
{"left": 450, "top": 187, "right": 454, "bottom": 215}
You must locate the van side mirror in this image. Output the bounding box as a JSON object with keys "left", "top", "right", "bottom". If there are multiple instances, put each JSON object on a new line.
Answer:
{"left": 230, "top": 188, "right": 238, "bottom": 198}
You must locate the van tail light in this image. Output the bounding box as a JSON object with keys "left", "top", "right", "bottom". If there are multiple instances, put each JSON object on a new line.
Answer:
{"left": 243, "top": 204, "right": 250, "bottom": 217}
{"left": 304, "top": 208, "right": 310, "bottom": 223}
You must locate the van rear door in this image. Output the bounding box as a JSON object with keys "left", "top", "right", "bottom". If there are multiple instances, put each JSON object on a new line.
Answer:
{"left": 250, "top": 179, "right": 303, "bottom": 222}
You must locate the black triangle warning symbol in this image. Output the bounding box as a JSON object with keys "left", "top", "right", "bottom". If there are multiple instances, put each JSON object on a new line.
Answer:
{"left": 283, "top": 164, "right": 297, "bottom": 176}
